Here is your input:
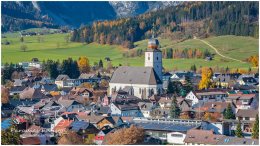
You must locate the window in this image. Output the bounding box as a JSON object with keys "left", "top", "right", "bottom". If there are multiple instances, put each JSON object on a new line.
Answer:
{"left": 157, "top": 56, "right": 159, "bottom": 60}
{"left": 148, "top": 57, "right": 150, "bottom": 60}
{"left": 245, "top": 117, "right": 250, "bottom": 120}
{"left": 171, "top": 134, "right": 183, "bottom": 137}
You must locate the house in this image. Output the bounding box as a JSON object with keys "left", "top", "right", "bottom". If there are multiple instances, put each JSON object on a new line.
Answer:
{"left": 213, "top": 74, "right": 231, "bottom": 88}
{"left": 158, "top": 97, "right": 172, "bottom": 109}
{"left": 109, "top": 37, "right": 163, "bottom": 99}
{"left": 185, "top": 91, "right": 227, "bottom": 106}
{"left": 162, "top": 72, "right": 172, "bottom": 81}
{"left": 95, "top": 116, "right": 124, "bottom": 129}
{"left": 133, "top": 118, "right": 201, "bottom": 144}
{"left": 237, "top": 75, "right": 258, "bottom": 86}
{"left": 70, "top": 87, "right": 93, "bottom": 98}
{"left": 77, "top": 115, "right": 106, "bottom": 128}
{"left": 215, "top": 136, "right": 258, "bottom": 145}
{"left": 69, "top": 121, "right": 99, "bottom": 144}
{"left": 197, "top": 102, "right": 236, "bottom": 115}
{"left": 95, "top": 126, "right": 114, "bottom": 145}
{"left": 138, "top": 101, "right": 156, "bottom": 118}
{"left": 41, "top": 84, "right": 58, "bottom": 95}
{"left": 55, "top": 75, "right": 81, "bottom": 88}
{"left": 236, "top": 109, "right": 258, "bottom": 121}
{"left": 96, "top": 106, "right": 111, "bottom": 116}
{"left": 79, "top": 73, "right": 101, "bottom": 83}
{"left": 19, "top": 87, "right": 48, "bottom": 100}
{"left": 110, "top": 102, "right": 143, "bottom": 117}
{"left": 9, "top": 86, "right": 26, "bottom": 96}
{"left": 170, "top": 71, "right": 194, "bottom": 83}
{"left": 57, "top": 99, "right": 85, "bottom": 112}
{"left": 184, "top": 129, "right": 224, "bottom": 145}
{"left": 226, "top": 93, "right": 258, "bottom": 110}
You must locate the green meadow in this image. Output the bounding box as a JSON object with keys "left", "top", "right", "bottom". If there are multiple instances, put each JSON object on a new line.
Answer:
{"left": 2, "top": 29, "right": 258, "bottom": 70}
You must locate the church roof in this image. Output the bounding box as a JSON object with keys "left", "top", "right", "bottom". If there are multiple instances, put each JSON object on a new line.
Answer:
{"left": 110, "top": 66, "right": 162, "bottom": 85}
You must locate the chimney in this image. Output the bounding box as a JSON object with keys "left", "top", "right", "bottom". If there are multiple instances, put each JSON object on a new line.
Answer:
{"left": 211, "top": 104, "right": 215, "bottom": 108}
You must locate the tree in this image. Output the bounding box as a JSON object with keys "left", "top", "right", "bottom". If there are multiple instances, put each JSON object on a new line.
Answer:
{"left": 20, "top": 37, "right": 24, "bottom": 42}
{"left": 100, "top": 79, "right": 109, "bottom": 87}
{"left": 170, "top": 97, "right": 181, "bottom": 119}
{"left": 180, "top": 113, "right": 190, "bottom": 119}
{"left": 252, "top": 114, "right": 259, "bottom": 139}
{"left": 167, "top": 81, "right": 174, "bottom": 93}
{"left": 190, "top": 64, "right": 197, "bottom": 73}
{"left": 79, "top": 82, "right": 92, "bottom": 88}
{"left": 20, "top": 44, "right": 27, "bottom": 52}
{"left": 1, "top": 124, "right": 21, "bottom": 144}
{"left": 77, "top": 56, "right": 90, "bottom": 73}
{"left": 1, "top": 87, "right": 9, "bottom": 104}
{"left": 224, "top": 103, "right": 235, "bottom": 119}
{"left": 104, "top": 125, "right": 145, "bottom": 145}
{"left": 57, "top": 131, "right": 83, "bottom": 145}
{"left": 61, "top": 58, "right": 80, "bottom": 78}
{"left": 235, "top": 121, "right": 243, "bottom": 138}
{"left": 198, "top": 67, "right": 213, "bottom": 89}
{"left": 98, "top": 59, "right": 103, "bottom": 68}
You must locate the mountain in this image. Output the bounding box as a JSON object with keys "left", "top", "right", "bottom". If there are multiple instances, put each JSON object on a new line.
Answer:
{"left": 1, "top": 1, "right": 180, "bottom": 32}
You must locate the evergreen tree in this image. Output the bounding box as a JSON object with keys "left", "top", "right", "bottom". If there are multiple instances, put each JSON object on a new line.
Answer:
{"left": 235, "top": 121, "right": 243, "bottom": 138}
{"left": 99, "top": 59, "right": 103, "bottom": 68}
{"left": 224, "top": 103, "right": 235, "bottom": 119}
{"left": 167, "top": 81, "right": 174, "bottom": 93}
{"left": 252, "top": 114, "right": 259, "bottom": 139}
{"left": 1, "top": 124, "right": 21, "bottom": 144}
{"left": 170, "top": 97, "right": 181, "bottom": 119}
{"left": 190, "top": 64, "right": 197, "bottom": 73}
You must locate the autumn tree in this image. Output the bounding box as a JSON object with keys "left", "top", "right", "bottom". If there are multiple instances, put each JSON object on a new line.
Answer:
{"left": 104, "top": 125, "right": 145, "bottom": 145}
{"left": 57, "top": 131, "right": 83, "bottom": 145}
{"left": 252, "top": 114, "right": 259, "bottom": 139}
{"left": 1, "top": 87, "right": 9, "bottom": 104}
{"left": 170, "top": 97, "right": 181, "bottom": 119}
{"left": 248, "top": 55, "right": 259, "bottom": 67}
{"left": 77, "top": 56, "right": 90, "bottom": 73}
{"left": 180, "top": 113, "right": 190, "bottom": 119}
{"left": 224, "top": 103, "right": 235, "bottom": 119}
{"left": 198, "top": 67, "right": 213, "bottom": 89}
{"left": 79, "top": 82, "right": 93, "bottom": 89}
{"left": 235, "top": 121, "right": 243, "bottom": 138}
{"left": 100, "top": 79, "right": 109, "bottom": 87}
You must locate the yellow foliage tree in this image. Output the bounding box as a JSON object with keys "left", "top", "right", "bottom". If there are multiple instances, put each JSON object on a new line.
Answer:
{"left": 77, "top": 56, "right": 90, "bottom": 73}
{"left": 104, "top": 125, "right": 145, "bottom": 145}
{"left": 198, "top": 67, "right": 213, "bottom": 89}
{"left": 248, "top": 55, "right": 259, "bottom": 67}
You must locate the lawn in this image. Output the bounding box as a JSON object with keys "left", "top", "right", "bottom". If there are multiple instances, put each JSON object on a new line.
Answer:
{"left": 2, "top": 30, "right": 258, "bottom": 71}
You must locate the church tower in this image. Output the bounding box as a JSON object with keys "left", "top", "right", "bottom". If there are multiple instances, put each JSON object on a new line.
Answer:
{"left": 144, "top": 34, "right": 163, "bottom": 81}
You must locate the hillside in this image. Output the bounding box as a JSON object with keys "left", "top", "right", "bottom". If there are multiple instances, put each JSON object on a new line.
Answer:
{"left": 71, "top": 1, "right": 259, "bottom": 49}
{"left": 2, "top": 30, "right": 257, "bottom": 70}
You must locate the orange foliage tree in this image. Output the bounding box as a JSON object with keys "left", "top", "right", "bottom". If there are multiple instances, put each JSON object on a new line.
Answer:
{"left": 1, "top": 87, "right": 9, "bottom": 104}
{"left": 77, "top": 56, "right": 90, "bottom": 73}
{"left": 198, "top": 67, "right": 213, "bottom": 89}
{"left": 248, "top": 55, "right": 259, "bottom": 67}
{"left": 103, "top": 125, "right": 145, "bottom": 145}
{"left": 57, "top": 131, "right": 83, "bottom": 145}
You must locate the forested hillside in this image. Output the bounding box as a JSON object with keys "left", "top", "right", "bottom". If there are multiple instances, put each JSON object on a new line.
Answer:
{"left": 70, "top": 1, "right": 259, "bottom": 49}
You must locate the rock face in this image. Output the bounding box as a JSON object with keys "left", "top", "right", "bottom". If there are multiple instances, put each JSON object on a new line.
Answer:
{"left": 1, "top": 1, "right": 180, "bottom": 32}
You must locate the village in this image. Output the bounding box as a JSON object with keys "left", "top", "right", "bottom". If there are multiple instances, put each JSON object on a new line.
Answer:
{"left": 1, "top": 36, "right": 259, "bottom": 145}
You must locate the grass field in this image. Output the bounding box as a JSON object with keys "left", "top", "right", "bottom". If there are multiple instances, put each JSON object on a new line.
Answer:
{"left": 2, "top": 29, "right": 258, "bottom": 70}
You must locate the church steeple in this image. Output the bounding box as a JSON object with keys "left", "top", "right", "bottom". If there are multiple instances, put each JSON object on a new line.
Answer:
{"left": 145, "top": 25, "right": 163, "bottom": 81}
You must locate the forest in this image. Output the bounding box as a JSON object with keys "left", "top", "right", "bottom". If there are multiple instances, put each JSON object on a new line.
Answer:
{"left": 70, "top": 1, "right": 259, "bottom": 49}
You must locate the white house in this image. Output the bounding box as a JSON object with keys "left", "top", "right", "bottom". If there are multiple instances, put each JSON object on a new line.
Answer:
{"left": 109, "top": 36, "right": 163, "bottom": 99}
{"left": 185, "top": 91, "right": 227, "bottom": 106}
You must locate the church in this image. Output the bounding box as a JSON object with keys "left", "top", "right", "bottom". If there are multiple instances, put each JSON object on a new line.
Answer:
{"left": 109, "top": 36, "right": 163, "bottom": 99}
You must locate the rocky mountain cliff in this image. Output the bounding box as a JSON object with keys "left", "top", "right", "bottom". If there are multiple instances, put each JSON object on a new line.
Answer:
{"left": 1, "top": 1, "right": 180, "bottom": 32}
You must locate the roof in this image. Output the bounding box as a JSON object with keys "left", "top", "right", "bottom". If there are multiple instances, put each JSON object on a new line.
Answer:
{"left": 54, "top": 119, "right": 73, "bottom": 133}
{"left": 184, "top": 129, "right": 224, "bottom": 144}
{"left": 110, "top": 66, "right": 162, "bottom": 85}
{"left": 196, "top": 91, "right": 227, "bottom": 96}
{"left": 56, "top": 74, "right": 70, "bottom": 81}
{"left": 78, "top": 115, "right": 106, "bottom": 124}
{"left": 69, "top": 121, "right": 90, "bottom": 132}
{"left": 79, "top": 73, "right": 95, "bottom": 79}
{"left": 228, "top": 94, "right": 255, "bottom": 100}
{"left": 19, "top": 87, "right": 48, "bottom": 99}
{"left": 21, "top": 137, "right": 41, "bottom": 145}
{"left": 236, "top": 109, "right": 258, "bottom": 118}
{"left": 134, "top": 120, "right": 199, "bottom": 132}
{"left": 113, "top": 102, "right": 140, "bottom": 111}
{"left": 199, "top": 102, "right": 232, "bottom": 113}
{"left": 216, "top": 136, "right": 259, "bottom": 145}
